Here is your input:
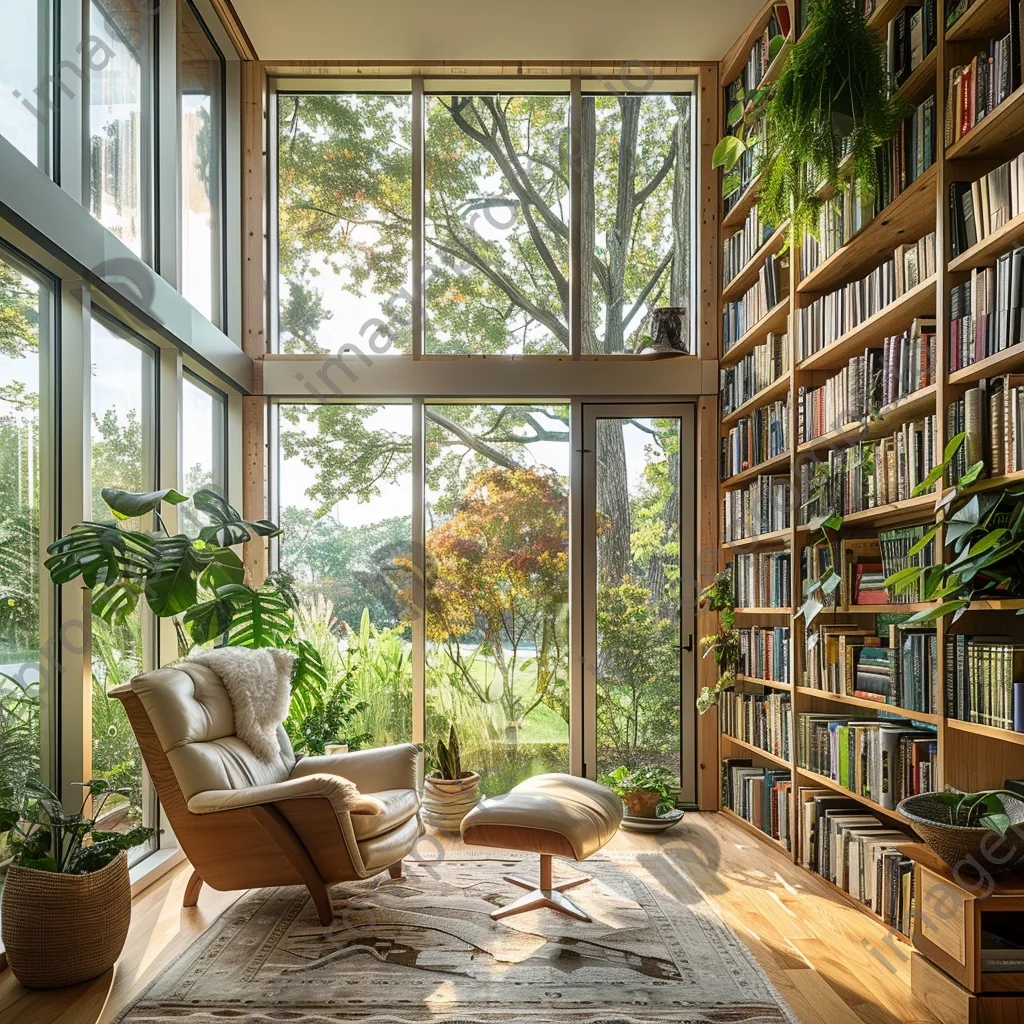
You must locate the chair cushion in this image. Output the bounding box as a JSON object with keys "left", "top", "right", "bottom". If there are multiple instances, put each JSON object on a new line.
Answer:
{"left": 350, "top": 789, "right": 419, "bottom": 840}
{"left": 460, "top": 773, "right": 623, "bottom": 861}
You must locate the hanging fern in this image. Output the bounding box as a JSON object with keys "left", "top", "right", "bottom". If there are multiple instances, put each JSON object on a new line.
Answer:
{"left": 759, "top": 0, "right": 907, "bottom": 239}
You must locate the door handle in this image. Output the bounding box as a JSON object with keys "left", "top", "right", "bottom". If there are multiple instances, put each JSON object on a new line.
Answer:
{"left": 677, "top": 635, "right": 694, "bottom": 653}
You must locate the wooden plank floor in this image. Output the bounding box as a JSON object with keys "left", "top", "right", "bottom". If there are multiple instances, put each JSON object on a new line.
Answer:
{"left": 0, "top": 811, "right": 942, "bottom": 1024}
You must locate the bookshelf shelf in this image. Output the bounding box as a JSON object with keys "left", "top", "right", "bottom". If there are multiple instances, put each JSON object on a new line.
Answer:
{"left": 866, "top": 0, "right": 911, "bottom": 34}
{"left": 736, "top": 674, "right": 793, "bottom": 692}
{"left": 795, "top": 686, "right": 941, "bottom": 724}
{"left": 947, "top": 719, "right": 1024, "bottom": 745}
{"left": 795, "top": 493, "right": 937, "bottom": 531}
{"left": 836, "top": 602, "right": 936, "bottom": 613}
{"left": 795, "top": 766, "right": 921, "bottom": 827}
{"left": 733, "top": 606, "right": 793, "bottom": 615}
{"left": 796, "top": 165, "right": 938, "bottom": 297}
{"left": 720, "top": 449, "right": 792, "bottom": 489}
{"left": 720, "top": 806, "right": 791, "bottom": 849}
{"left": 721, "top": 372, "right": 792, "bottom": 427}
{"left": 720, "top": 297, "right": 790, "bottom": 367}
{"left": 945, "top": 0, "right": 1010, "bottom": 43}
{"left": 946, "top": 84, "right": 1024, "bottom": 161}
{"left": 721, "top": 732, "right": 792, "bottom": 768}
{"left": 947, "top": 341, "right": 1024, "bottom": 384}
{"left": 958, "top": 467, "right": 1024, "bottom": 495}
{"left": 722, "top": 528, "right": 791, "bottom": 551}
{"left": 722, "top": 173, "right": 764, "bottom": 232}
{"left": 796, "top": 276, "right": 937, "bottom": 372}
{"left": 722, "top": 222, "right": 789, "bottom": 303}
{"left": 948, "top": 210, "right": 1024, "bottom": 273}
{"left": 896, "top": 46, "right": 938, "bottom": 107}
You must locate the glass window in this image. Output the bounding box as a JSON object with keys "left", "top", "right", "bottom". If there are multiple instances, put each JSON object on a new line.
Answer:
{"left": 0, "top": 0, "right": 51, "bottom": 171}
{"left": 90, "top": 317, "right": 156, "bottom": 852}
{"left": 276, "top": 403, "right": 413, "bottom": 747}
{"left": 178, "top": 0, "right": 224, "bottom": 324}
{"left": 583, "top": 91, "right": 694, "bottom": 354}
{"left": 0, "top": 249, "right": 53, "bottom": 819}
{"left": 276, "top": 91, "right": 413, "bottom": 354}
{"left": 181, "top": 372, "right": 227, "bottom": 536}
{"left": 425, "top": 403, "right": 570, "bottom": 793}
{"left": 424, "top": 92, "right": 570, "bottom": 355}
{"left": 87, "top": 0, "right": 152, "bottom": 256}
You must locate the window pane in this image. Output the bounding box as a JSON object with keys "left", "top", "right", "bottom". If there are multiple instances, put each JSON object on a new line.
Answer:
{"left": 88, "top": 0, "right": 150, "bottom": 256}
{"left": 90, "top": 319, "right": 155, "bottom": 853}
{"left": 425, "top": 94, "right": 570, "bottom": 354}
{"left": 583, "top": 92, "right": 693, "bottom": 354}
{"left": 425, "top": 404, "right": 569, "bottom": 793}
{"left": 277, "top": 93, "right": 412, "bottom": 354}
{"left": 0, "top": 253, "right": 50, "bottom": 823}
{"left": 0, "top": 0, "right": 50, "bottom": 170}
{"left": 277, "top": 404, "right": 413, "bottom": 747}
{"left": 178, "top": 0, "right": 223, "bottom": 324}
{"left": 181, "top": 374, "right": 226, "bottom": 537}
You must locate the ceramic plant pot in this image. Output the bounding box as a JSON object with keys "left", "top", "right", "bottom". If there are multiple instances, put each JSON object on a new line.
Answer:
{"left": 421, "top": 772, "right": 481, "bottom": 832}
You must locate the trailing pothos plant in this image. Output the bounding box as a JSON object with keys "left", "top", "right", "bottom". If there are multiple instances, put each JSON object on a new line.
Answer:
{"left": 43, "top": 487, "right": 334, "bottom": 733}
{"left": 714, "top": 0, "right": 907, "bottom": 244}
{"left": 696, "top": 568, "right": 741, "bottom": 713}
{"left": 884, "top": 434, "right": 1024, "bottom": 623}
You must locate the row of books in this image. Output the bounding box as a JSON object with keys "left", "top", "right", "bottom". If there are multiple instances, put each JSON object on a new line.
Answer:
{"left": 945, "top": 28, "right": 1021, "bottom": 150}
{"left": 886, "top": 1, "right": 937, "bottom": 89}
{"left": 803, "top": 620, "right": 939, "bottom": 716}
{"left": 945, "top": 634, "right": 1024, "bottom": 732}
{"left": 720, "top": 332, "right": 789, "bottom": 417}
{"left": 949, "top": 154, "right": 1024, "bottom": 258}
{"left": 797, "top": 415, "right": 938, "bottom": 524}
{"left": 798, "top": 715, "right": 939, "bottom": 808}
{"left": 725, "top": 5, "right": 788, "bottom": 103}
{"left": 796, "top": 324, "right": 936, "bottom": 443}
{"left": 796, "top": 234, "right": 936, "bottom": 362}
{"left": 739, "top": 625, "right": 790, "bottom": 684}
{"left": 721, "top": 399, "right": 789, "bottom": 479}
{"left": 950, "top": 375, "right": 1024, "bottom": 483}
{"left": 879, "top": 525, "right": 935, "bottom": 604}
{"left": 721, "top": 691, "right": 792, "bottom": 761}
{"left": 724, "top": 253, "right": 788, "bottom": 354}
{"left": 723, "top": 204, "right": 776, "bottom": 286}
{"left": 949, "top": 247, "right": 1024, "bottom": 370}
{"left": 881, "top": 94, "right": 937, "bottom": 205}
{"left": 723, "top": 474, "right": 790, "bottom": 542}
{"left": 800, "top": 789, "right": 917, "bottom": 937}
{"left": 734, "top": 550, "right": 792, "bottom": 609}
{"left": 721, "top": 759, "right": 792, "bottom": 848}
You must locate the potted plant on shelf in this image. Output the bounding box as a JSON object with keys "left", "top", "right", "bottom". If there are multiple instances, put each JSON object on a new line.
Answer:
{"left": 420, "top": 725, "right": 480, "bottom": 831}
{"left": 696, "top": 568, "right": 740, "bottom": 713}
{"left": 0, "top": 778, "right": 156, "bottom": 988}
{"left": 898, "top": 789, "right": 1024, "bottom": 874}
{"left": 601, "top": 765, "right": 683, "bottom": 832}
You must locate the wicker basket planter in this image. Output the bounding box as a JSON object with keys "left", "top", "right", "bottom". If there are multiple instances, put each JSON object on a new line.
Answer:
{"left": 1, "top": 850, "right": 132, "bottom": 988}
{"left": 898, "top": 793, "right": 1024, "bottom": 875}
{"left": 421, "top": 772, "right": 481, "bottom": 831}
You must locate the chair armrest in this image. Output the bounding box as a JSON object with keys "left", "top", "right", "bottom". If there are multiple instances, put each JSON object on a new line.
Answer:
{"left": 187, "top": 773, "right": 386, "bottom": 816}
{"left": 290, "top": 743, "right": 420, "bottom": 795}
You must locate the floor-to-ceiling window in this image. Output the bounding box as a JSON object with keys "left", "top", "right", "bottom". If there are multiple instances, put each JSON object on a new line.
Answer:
{"left": 0, "top": 0, "right": 51, "bottom": 172}
{"left": 181, "top": 371, "right": 227, "bottom": 536}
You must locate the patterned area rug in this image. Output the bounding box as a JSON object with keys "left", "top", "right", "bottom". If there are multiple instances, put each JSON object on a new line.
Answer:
{"left": 115, "top": 854, "right": 798, "bottom": 1024}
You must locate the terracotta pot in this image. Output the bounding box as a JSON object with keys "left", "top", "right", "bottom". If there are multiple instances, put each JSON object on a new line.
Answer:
{"left": 1, "top": 850, "right": 131, "bottom": 988}
{"left": 623, "top": 790, "right": 662, "bottom": 818}
{"left": 421, "top": 771, "right": 481, "bottom": 831}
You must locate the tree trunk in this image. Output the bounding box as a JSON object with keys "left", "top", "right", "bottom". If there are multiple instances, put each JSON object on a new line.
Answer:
{"left": 596, "top": 420, "right": 632, "bottom": 586}
{"left": 670, "top": 97, "right": 691, "bottom": 307}
{"left": 580, "top": 98, "right": 600, "bottom": 355}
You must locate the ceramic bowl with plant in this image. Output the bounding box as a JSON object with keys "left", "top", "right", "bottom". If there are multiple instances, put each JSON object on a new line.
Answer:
{"left": 601, "top": 765, "right": 678, "bottom": 819}
{"left": 0, "top": 778, "right": 157, "bottom": 988}
{"left": 420, "top": 725, "right": 481, "bottom": 831}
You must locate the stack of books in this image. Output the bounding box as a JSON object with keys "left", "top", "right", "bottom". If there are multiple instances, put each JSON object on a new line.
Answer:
{"left": 877, "top": 95, "right": 936, "bottom": 205}
{"left": 721, "top": 398, "right": 789, "bottom": 478}
{"left": 722, "top": 758, "right": 792, "bottom": 848}
{"left": 947, "top": 374, "right": 1024, "bottom": 481}
{"left": 721, "top": 332, "right": 789, "bottom": 416}
{"left": 798, "top": 715, "right": 939, "bottom": 807}
{"left": 945, "top": 634, "right": 1024, "bottom": 731}
{"left": 799, "top": 787, "right": 917, "bottom": 936}
{"left": 797, "top": 234, "right": 936, "bottom": 361}
{"left": 945, "top": 20, "right": 1022, "bottom": 149}
{"left": 949, "top": 154, "right": 1024, "bottom": 258}
{"left": 724, "top": 253, "right": 788, "bottom": 353}
{"left": 739, "top": 625, "right": 790, "bottom": 683}
{"left": 949, "top": 247, "right": 1024, "bottom": 370}
{"left": 734, "top": 550, "right": 792, "bottom": 608}
{"left": 797, "top": 415, "right": 938, "bottom": 523}
{"left": 721, "top": 691, "right": 792, "bottom": 760}
{"left": 880, "top": 524, "right": 935, "bottom": 603}
{"left": 723, "top": 474, "right": 790, "bottom": 542}
{"left": 724, "top": 205, "right": 776, "bottom": 285}
{"left": 886, "top": 1, "right": 938, "bottom": 88}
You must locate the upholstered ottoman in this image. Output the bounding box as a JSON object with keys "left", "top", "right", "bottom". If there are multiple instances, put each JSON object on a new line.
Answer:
{"left": 460, "top": 772, "right": 623, "bottom": 921}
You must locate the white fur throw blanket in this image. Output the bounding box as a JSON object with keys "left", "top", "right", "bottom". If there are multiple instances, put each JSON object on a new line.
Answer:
{"left": 189, "top": 647, "right": 295, "bottom": 763}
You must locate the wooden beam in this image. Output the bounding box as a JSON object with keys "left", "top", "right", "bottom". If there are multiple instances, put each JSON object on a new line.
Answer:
{"left": 698, "top": 62, "right": 720, "bottom": 362}
{"left": 208, "top": 0, "right": 258, "bottom": 61}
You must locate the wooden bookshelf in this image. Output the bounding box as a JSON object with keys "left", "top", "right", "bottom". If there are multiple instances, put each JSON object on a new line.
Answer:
{"left": 721, "top": 371, "right": 791, "bottom": 427}
{"left": 944, "top": 0, "right": 1010, "bottom": 43}
{"left": 948, "top": 209, "right": 1024, "bottom": 273}
{"left": 722, "top": 223, "right": 788, "bottom": 303}
{"left": 721, "top": 732, "right": 791, "bottom": 768}
{"left": 722, "top": 528, "right": 790, "bottom": 551}
{"left": 720, "top": 297, "right": 789, "bottom": 367}
{"left": 946, "top": 84, "right": 1024, "bottom": 161}
{"left": 736, "top": 674, "right": 793, "bottom": 692}
{"left": 947, "top": 340, "right": 1024, "bottom": 384}
{"left": 720, "top": 449, "right": 791, "bottom": 488}
{"left": 795, "top": 767, "right": 919, "bottom": 826}
{"left": 795, "top": 686, "right": 941, "bottom": 724}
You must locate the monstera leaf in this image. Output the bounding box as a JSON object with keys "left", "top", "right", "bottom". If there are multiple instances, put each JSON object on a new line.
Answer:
{"left": 101, "top": 487, "right": 188, "bottom": 521}
{"left": 144, "top": 535, "right": 211, "bottom": 617}
{"left": 183, "top": 582, "right": 294, "bottom": 648}
{"left": 193, "top": 489, "right": 281, "bottom": 547}
{"left": 45, "top": 523, "right": 156, "bottom": 591}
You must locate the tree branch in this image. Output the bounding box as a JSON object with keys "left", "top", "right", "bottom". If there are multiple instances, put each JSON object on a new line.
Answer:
{"left": 634, "top": 138, "right": 678, "bottom": 208}
{"left": 624, "top": 244, "right": 675, "bottom": 329}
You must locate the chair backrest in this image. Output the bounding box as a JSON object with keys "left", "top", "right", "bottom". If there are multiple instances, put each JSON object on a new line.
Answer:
{"left": 127, "top": 663, "right": 296, "bottom": 803}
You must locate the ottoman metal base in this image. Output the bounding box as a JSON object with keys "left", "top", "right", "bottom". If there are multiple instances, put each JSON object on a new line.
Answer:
{"left": 492, "top": 853, "right": 591, "bottom": 921}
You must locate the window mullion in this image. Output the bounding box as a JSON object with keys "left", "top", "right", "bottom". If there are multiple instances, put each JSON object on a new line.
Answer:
{"left": 570, "top": 77, "right": 582, "bottom": 360}
{"left": 412, "top": 77, "right": 424, "bottom": 360}
{"left": 411, "top": 397, "right": 425, "bottom": 745}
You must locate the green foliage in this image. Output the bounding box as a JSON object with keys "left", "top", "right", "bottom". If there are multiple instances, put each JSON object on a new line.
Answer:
{"left": 600, "top": 763, "right": 676, "bottom": 813}
{"left": 696, "top": 568, "right": 739, "bottom": 713}
{"left": 433, "top": 724, "right": 463, "bottom": 779}
{"left": 922, "top": 789, "right": 1023, "bottom": 837}
{"left": 0, "top": 674, "right": 40, "bottom": 810}
{"left": 286, "top": 665, "right": 370, "bottom": 756}
{"left": 0, "top": 778, "right": 156, "bottom": 874}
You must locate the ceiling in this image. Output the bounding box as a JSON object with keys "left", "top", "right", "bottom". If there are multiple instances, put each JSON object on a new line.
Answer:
{"left": 229, "top": 0, "right": 760, "bottom": 63}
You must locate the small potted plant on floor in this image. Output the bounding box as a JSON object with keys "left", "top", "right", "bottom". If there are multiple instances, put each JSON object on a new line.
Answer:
{"left": 420, "top": 725, "right": 481, "bottom": 832}
{"left": 0, "top": 778, "right": 156, "bottom": 988}
{"left": 601, "top": 765, "right": 683, "bottom": 832}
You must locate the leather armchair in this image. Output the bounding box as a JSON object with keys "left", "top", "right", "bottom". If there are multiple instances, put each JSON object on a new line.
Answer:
{"left": 110, "top": 661, "right": 423, "bottom": 925}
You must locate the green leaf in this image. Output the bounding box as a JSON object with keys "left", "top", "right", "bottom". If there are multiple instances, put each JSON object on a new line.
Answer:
{"left": 199, "top": 547, "right": 245, "bottom": 590}
{"left": 820, "top": 568, "right": 842, "bottom": 596}
{"left": 912, "top": 462, "right": 945, "bottom": 497}
{"left": 712, "top": 135, "right": 746, "bottom": 171}
{"left": 193, "top": 489, "right": 282, "bottom": 548}
{"left": 91, "top": 581, "right": 141, "bottom": 623}
{"left": 45, "top": 523, "right": 155, "bottom": 590}
{"left": 978, "top": 812, "right": 1011, "bottom": 837}
{"left": 797, "top": 592, "right": 824, "bottom": 627}
{"left": 144, "top": 536, "right": 208, "bottom": 617}
{"left": 944, "top": 432, "right": 966, "bottom": 464}
{"left": 908, "top": 525, "right": 939, "bottom": 557}
{"left": 904, "top": 599, "right": 968, "bottom": 623}
{"left": 968, "top": 529, "right": 1008, "bottom": 557}
{"left": 101, "top": 487, "right": 188, "bottom": 521}
{"left": 958, "top": 461, "right": 986, "bottom": 488}
{"left": 768, "top": 32, "right": 785, "bottom": 60}
{"left": 727, "top": 101, "right": 744, "bottom": 126}
{"left": 0, "top": 807, "right": 18, "bottom": 833}
{"left": 722, "top": 172, "right": 741, "bottom": 198}
{"left": 883, "top": 566, "right": 922, "bottom": 593}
